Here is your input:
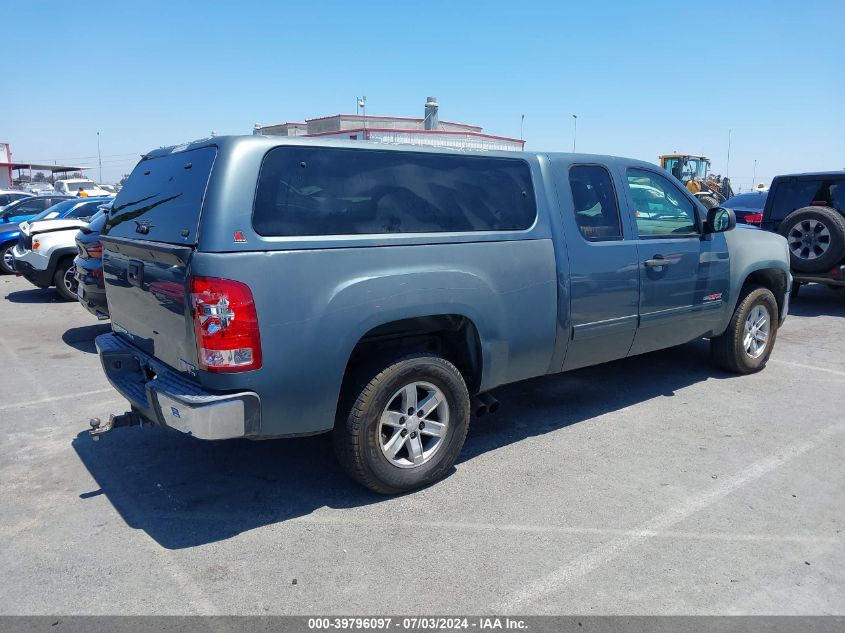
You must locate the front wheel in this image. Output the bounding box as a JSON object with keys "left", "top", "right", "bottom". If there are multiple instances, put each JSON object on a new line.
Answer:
{"left": 0, "top": 243, "right": 16, "bottom": 274}
{"left": 711, "top": 285, "right": 779, "bottom": 374}
{"left": 333, "top": 354, "right": 470, "bottom": 494}
{"left": 54, "top": 260, "right": 78, "bottom": 302}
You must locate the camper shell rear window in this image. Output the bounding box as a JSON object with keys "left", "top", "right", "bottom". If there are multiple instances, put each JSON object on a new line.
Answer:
{"left": 103, "top": 147, "right": 216, "bottom": 244}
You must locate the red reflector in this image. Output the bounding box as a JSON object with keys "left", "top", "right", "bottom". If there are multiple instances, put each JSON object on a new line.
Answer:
{"left": 744, "top": 212, "right": 763, "bottom": 225}
{"left": 190, "top": 276, "right": 262, "bottom": 373}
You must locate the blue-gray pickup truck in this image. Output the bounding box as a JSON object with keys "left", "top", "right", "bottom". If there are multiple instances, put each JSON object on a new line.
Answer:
{"left": 91, "top": 136, "right": 791, "bottom": 493}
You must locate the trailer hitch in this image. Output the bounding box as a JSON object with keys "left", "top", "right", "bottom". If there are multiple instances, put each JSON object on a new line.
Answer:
{"left": 89, "top": 411, "right": 144, "bottom": 441}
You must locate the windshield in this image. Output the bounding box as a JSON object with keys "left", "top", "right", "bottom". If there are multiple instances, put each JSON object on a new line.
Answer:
{"left": 663, "top": 157, "right": 709, "bottom": 182}
{"left": 688, "top": 158, "right": 709, "bottom": 179}
{"left": 28, "top": 199, "right": 79, "bottom": 222}
{"left": 66, "top": 181, "right": 98, "bottom": 191}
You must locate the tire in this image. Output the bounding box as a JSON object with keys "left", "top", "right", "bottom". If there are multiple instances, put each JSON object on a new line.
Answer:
{"left": 779, "top": 206, "right": 845, "bottom": 273}
{"left": 54, "top": 260, "right": 78, "bottom": 302}
{"left": 333, "top": 353, "right": 470, "bottom": 494}
{"left": 711, "top": 285, "right": 779, "bottom": 374}
{"left": 0, "top": 242, "right": 15, "bottom": 274}
{"left": 698, "top": 195, "right": 719, "bottom": 209}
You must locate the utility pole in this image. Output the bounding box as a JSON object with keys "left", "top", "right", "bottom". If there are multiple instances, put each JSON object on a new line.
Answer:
{"left": 572, "top": 114, "right": 578, "bottom": 152}
{"left": 97, "top": 132, "right": 102, "bottom": 184}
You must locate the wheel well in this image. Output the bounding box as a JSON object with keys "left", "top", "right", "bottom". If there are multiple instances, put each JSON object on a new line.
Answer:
{"left": 744, "top": 268, "right": 788, "bottom": 316}
{"left": 343, "top": 315, "right": 483, "bottom": 394}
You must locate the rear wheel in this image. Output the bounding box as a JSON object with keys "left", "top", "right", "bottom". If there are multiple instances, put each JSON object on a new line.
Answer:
{"left": 711, "top": 285, "right": 778, "bottom": 374}
{"left": 333, "top": 354, "right": 470, "bottom": 494}
{"left": 779, "top": 206, "right": 845, "bottom": 273}
{"left": 54, "top": 260, "right": 78, "bottom": 302}
{"left": 0, "top": 243, "right": 15, "bottom": 274}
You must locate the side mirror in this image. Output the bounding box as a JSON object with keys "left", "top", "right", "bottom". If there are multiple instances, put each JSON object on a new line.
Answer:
{"left": 705, "top": 206, "right": 736, "bottom": 234}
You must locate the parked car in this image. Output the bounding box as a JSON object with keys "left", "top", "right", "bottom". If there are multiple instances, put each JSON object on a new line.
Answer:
{"left": 0, "top": 195, "right": 71, "bottom": 224}
{"left": 24, "top": 182, "right": 55, "bottom": 195}
{"left": 721, "top": 191, "right": 768, "bottom": 226}
{"left": 0, "top": 190, "right": 33, "bottom": 210}
{"left": 759, "top": 171, "right": 845, "bottom": 293}
{"left": 90, "top": 137, "right": 790, "bottom": 494}
{"left": 54, "top": 178, "right": 113, "bottom": 197}
{"left": 74, "top": 205, "right": 110, "bottom": 319}
{"left": 12, "top": 198, "right": 111, "bottom": 299}
{"left": 0, "top": 196, "right": 74, "bottom": 273}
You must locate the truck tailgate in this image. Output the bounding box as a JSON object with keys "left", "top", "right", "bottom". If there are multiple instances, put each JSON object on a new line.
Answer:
{"left": 98, "top": 145, "right": 217, "bottom": 376}
{"left": 101, "top": 237, "right": 198, "bottom": 376}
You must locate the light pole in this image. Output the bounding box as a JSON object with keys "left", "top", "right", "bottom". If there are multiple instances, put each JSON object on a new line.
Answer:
{"left": 97, "top": 132, "right": 102, "bottom": 184}
{"left": 520, "top": 114, "right": 525, "bottom": 141}
{"left": 726, "top": 128, "right": 731, "bottom": 178}
{"left": 572, "top": 114, "right": 578, "bottom": 152}
{"left": 752, "top": 159, "right": 757, "bottom": 190}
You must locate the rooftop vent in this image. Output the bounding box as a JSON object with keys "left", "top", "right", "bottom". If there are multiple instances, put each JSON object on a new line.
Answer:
{"left": 424, "top": 96, "right": 439, "bottom": 131}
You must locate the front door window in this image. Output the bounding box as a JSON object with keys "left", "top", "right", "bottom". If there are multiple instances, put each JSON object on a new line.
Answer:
{"left": 627, "top": 168, "right": 698, "bottom": 237}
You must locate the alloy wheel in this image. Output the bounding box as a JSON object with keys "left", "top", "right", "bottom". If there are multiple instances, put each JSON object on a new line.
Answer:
{"left": 379, "top": 381, "right": 450, "bottom": 469}
{"left": 787, "top": 219, "right": 831, "bottom": 261}
{"left": 743, "top": 304, "right": 770, "bottom": 359}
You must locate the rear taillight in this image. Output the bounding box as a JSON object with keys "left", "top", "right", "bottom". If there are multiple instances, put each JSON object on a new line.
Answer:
{"left": 191, "top": 276, "right": 262, "bottom": 373}
{"left": 87, "top": 241, "right": 103, "bottom": 259}
{"left": 744, "top": 212, "right": 763, "bottom": 226}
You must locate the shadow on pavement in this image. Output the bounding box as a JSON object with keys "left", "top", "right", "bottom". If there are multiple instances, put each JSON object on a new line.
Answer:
{"left": 62, "top": 323, "right": 112, "bottom": 354}
{"left": 73, "top": 338, "right": 724, "bottom": 550}
{"left": 4, "top": 287, "right": 62, "bottom": 304}
{"left": 789, "top": 283, "right": 845, "bottom": 318}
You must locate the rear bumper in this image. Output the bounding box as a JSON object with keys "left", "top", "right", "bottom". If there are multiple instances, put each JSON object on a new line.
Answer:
{"left": 96, "top": 333, "right": 261, "bottom": 440}
{"left": 793, "top": 264, "right": 845, "bottom": 287}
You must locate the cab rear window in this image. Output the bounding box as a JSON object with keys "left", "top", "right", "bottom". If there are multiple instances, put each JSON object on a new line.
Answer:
{"left": 252, "top": 146, "right": 537, "bottom": 236}
{"left": 103, "top": 147, "right": 216, "bottom": 244}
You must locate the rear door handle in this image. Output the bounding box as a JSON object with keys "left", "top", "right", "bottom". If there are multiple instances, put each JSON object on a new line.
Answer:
{"left": 644, "top": 256, "right": 674, "bottom": 268}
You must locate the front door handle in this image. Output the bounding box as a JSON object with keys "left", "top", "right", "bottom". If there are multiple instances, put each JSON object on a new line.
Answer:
{"left": 644, "top": 256, "right": 675, "bottom": 268}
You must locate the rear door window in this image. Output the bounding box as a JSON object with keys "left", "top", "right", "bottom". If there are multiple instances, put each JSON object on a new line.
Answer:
{"left": 568, "top": 165, "right": 623, "bottom": 241}
{"left": 770, "top": 178, "right": 843, "bottom": 221}
{"left": 103, "top": 147, "right": 216, "bottom": 244}
{"left": 8, "top": 199, "right": 47, "bottom": 216}
{"left": 253, "top": 146, "right": 536, "bottom": 236}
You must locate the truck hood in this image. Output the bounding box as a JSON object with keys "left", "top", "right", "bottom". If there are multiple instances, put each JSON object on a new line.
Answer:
{"left": 21, "top": 218, "right": 89, "bottom": 235}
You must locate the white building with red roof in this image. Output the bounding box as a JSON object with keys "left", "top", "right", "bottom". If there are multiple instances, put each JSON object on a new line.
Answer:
{"left": 254, "top": 97, "right": 524, "bottom": 152}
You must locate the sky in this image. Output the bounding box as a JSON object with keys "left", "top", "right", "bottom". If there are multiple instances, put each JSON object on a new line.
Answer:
{"left": 3, "top": 0, "right": 843, "bottom": 188}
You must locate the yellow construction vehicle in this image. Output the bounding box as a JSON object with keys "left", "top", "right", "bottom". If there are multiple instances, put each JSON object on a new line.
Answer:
{"left": 658, "top": 154, "right": 734, "bottom": 209}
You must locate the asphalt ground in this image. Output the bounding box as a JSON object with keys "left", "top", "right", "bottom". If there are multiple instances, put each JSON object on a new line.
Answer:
{"left": 1, "top": 274, "right": 843, "bottom": 615}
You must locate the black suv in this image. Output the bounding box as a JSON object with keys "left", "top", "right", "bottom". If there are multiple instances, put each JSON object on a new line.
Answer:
{"left": 761, "top": 172, "right": 845, "bottom": 293}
